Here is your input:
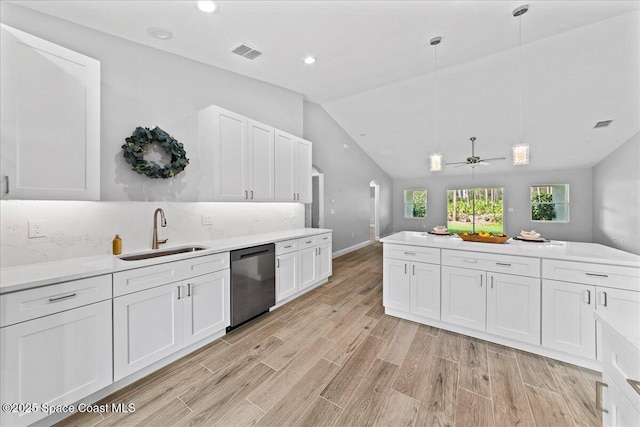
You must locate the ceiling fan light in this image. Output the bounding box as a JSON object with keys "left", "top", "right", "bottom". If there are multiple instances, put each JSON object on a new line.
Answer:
{"left": 430, "top": 153, "right": 443, "bottom": 172}
{"left": 513, "top": 144, "right": 529, "bottom": 165}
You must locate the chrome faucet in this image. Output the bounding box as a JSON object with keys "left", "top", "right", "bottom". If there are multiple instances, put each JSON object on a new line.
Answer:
{"left": 152, "top": 208, "right": 168, "bottom": 249}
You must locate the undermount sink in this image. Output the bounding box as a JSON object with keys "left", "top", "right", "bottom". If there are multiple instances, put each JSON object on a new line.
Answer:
{"left": 119, "top": 246, "right": 207, "bottom": 261}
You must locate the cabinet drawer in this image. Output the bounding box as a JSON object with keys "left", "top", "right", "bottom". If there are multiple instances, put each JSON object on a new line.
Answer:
{"left": 114, "top": 253, "right": 229, "bottom": 297}
{"left": 298, "top": 236, "right": 318, "bottom": 249}
{"left": 384, "top": 244, "right": 440, "bottom": 264}
{"left": 442, "top": 249, "right": 540, "bottom": 278}
{"left": 0, "top": 274, "right": 112, "bottom": 328}
{"left": 276, "top": 239, "right": 298, "bottom": 255}
{"left": 543, "top": 260, "right": 640, "bottom": 291}
{"left": 602, "top": 324, "right": 640, "bottom": 413}
{"left": 317, "top": 233, "right": 332, "bottom": 244}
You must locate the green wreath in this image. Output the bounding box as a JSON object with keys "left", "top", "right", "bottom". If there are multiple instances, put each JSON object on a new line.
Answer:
{"left": 122, "top": 126, "right": 189, "bottom": 179}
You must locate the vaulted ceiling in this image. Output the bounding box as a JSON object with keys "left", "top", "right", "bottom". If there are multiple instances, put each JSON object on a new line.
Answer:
{"left": 10, "top": 1, "right": 640, "bottom": 179}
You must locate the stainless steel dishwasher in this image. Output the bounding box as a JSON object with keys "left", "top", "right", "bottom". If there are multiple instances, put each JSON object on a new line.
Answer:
{"left": 228, "top": 244, "right": 276, "bottom": 332}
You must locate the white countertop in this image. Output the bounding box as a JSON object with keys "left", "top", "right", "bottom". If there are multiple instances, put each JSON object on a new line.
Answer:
{"left": 0, "top": 228, "right": 332, "bottom": 295}
{"left": 381, "top": 231, "right": 640, "bottom": 268}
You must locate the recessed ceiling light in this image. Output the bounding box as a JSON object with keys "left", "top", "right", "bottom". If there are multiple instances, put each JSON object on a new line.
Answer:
{"left": 360, "top": 132, "right": 366, "bottom": 136}
{"left": 304, "top": 56, "right": 317, "bottom": 65}
{"left": 197, "top": 1, "right": 219, "bottom": 14}
{"left": 147, "top": 27, "right": 173, "bottom": 40}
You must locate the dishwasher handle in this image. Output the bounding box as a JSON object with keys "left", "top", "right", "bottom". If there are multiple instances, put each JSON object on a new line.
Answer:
{"left": 231, "top": 244, "right": 275, "bottom": 261}
{"left": 240, "top": 249, "right": 270, "bottom": 259}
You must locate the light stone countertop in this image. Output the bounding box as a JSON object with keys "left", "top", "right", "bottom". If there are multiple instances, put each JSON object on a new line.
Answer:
{"left": 0, "top": 228, "right": 332, "bottom": 295}
{"left": 381, "top": 231, "right": 640, "bottom": 268}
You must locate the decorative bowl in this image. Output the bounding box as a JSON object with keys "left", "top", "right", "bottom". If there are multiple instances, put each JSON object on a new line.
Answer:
{"left": 457, "top": 233, "right": 510, "bottom": 244}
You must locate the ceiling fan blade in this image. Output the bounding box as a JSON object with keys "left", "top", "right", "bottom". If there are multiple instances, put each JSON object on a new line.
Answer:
{"left": 455, "top": 163, "right": 469, "bottom": 168}
{"left": 445, "top": 161, "right": 469, "bottom": 165}
{"left": 481, "top": 157, "right": 506, "bottom": 162}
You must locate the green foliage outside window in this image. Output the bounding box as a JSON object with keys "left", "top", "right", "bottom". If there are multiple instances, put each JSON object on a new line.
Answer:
{"left": 531, "top": 193, "right": 557, "bottom": 221}
{"left": 404, "top": 190, "right": 427, "bottom": 219}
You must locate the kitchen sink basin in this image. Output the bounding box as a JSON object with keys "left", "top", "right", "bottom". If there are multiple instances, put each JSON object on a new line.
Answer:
{"left": 119, "top": 246, "right": 207, "bottom": 261}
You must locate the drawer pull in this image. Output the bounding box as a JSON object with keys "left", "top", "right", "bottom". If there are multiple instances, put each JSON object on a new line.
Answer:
{"left": 627, "top": 379, "right": 640, "bottom": 396}
{"left": 323, "top": 237, "right": 329, "bottom": 240}
{"left": 48, "top": 293, "right": 77, "bottom": 303}
{"left": 305, "top": 240, "right": 313, "bottom": 244}
{"left": 404, "top": 252, "right": 416, "bottom": 256}
{"left": 496, "top": 262, "right": 512, "bottom": 267}
{"left": 464, "top": 258, "right": 478, "bottom": 263}
{"left": 585, "top": 272, "right": 608, "bottom": 278}
{"left": 284, "top": 245, "right": 292, "bottom": 248}
{"left": 595, "top": 381, "right": 608, "bottom": 413}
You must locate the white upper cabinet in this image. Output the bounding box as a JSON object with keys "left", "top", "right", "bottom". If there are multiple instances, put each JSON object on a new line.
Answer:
{"left": 0, "top": 24, "right": 100, "bottom": 201}
{"left": 199, "top": 105, "right": 291, "bottom": 202}
{"left": 275, "top": 129, "right": 312, "bottom": 203}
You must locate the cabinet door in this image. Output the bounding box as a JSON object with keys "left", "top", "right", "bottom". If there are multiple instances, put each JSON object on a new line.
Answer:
{"left": 487, "top": 273, "right": 541, "bottom": 345}
{"left": 596, "top": 287, "right": 640, "bottom": 322}
{"left": 276, "top": 251, "right": 298, "bottom": 301}
{"left": 383, "top": 258, "right": 411, "bottom": 312}
{"left": 274, "top": 130, "right": 296, "bottom": 202}
{"left": 247, "top": 119, "right": 275, "bottom": 201}
{"left": 542, "top": 279, "right": 595, "bottom": 359}
{"left": 212, "top": 106, "right": 248, "bottom": 201}
{"left": 113, "top": 283, "right": 183, "bottom": 381}
{"left": 317, "top": 242, "right": 333, "bottom": 280}
{"left": 410, "top": 262, "right": 441, "bottom": 320}
{"left": 183, "top": 270, "right": 230, "bottom": 347}
{"left": 0, "top": 24, "right": 100, "bottom": 201}
{"left": 441, "top": 266, "right": 486, "bottom": 331}
{"left": 602, "top": 374, "right": 640, "bottom": 427}
{"left": 0, "top": 301, "right": 112, "bottom": 426}
{"left": 299, "top": 246, "right": 318, "bottom": 290}
{"left": 296, "top": 139, "right": 313, "bottom": 203}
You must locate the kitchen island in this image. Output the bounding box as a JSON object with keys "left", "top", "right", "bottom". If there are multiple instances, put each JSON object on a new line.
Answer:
{"left": 380, "top": 231, "right": 640, "bottom": 370}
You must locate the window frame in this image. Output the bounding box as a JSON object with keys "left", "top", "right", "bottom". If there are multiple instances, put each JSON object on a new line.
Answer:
{"left": 403, "top": 189, "right": 428, "bottom": 219}
{"left": 446, "top": 187, "right": 505, "bottom": 234}
{"left": 530, "top": 184, "right": 570, "bottom": 223}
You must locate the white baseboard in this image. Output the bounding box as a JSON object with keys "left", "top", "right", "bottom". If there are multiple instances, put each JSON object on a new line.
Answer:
{"left": 332, "top": 240, "right": 371, "bottom": 258}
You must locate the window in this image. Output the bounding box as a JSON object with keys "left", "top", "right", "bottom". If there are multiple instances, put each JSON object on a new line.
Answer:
{"left": 404, "top": 189, "right": 427, "bottom": 219}
{"left": 531, "top": 185, "right": 569, "bottom": 222}
{"left": 447, "top": 188, "right": 504, "bottom": 234}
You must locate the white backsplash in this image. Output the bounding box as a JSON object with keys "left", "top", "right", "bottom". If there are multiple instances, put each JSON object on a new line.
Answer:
{"left": 0, "top": 201, "right": 304, "bottom": 268}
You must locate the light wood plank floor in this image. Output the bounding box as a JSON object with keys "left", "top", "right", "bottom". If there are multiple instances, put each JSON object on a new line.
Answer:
{"left": 57, "top": 243, "right": 601, "bottom": 427}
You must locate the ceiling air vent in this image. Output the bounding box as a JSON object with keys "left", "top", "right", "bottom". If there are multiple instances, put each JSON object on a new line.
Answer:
{"left": 232, "top": 43, "right": 262, "bottom": 60}
{"left": 594, "top": 120, "right": 613, "bottom": 128}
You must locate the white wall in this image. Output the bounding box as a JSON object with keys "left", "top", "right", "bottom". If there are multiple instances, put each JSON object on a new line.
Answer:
{"left": 1, "top": 2, "right": 303, "bottom": 202}
{"left": 303, "top": 102, "right": 394, "bottom": 252}
{"left": 393, "top": 168, "right": 593, "bottom": 242}
{"left": 0, "top": 201, "right": 304, "bottom": 268}
{"left": 592, "top": 132, "right": 640, "bottom": 255}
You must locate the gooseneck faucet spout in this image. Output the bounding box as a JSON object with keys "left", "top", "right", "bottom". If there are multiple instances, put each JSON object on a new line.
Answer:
{"left": 152, "top": 208, "right": 168, "bottom": 249}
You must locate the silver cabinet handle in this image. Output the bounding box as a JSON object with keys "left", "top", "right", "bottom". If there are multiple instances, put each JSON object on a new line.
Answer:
{"left": 49, "top": 293, "right": 77, "bottom": 302}
{"left": 584, "top": 290, "right": 591, "bottom": 305}
{"left": 277, "top": 258, "right": 280, "bottom": 268}
{"left": 404, "top": 252, "right": 416, "bottom": 256}
{"left": 596, "top": 381, "right": 608, "bottom": 413}
{"left": 464, "top": 258, "right": 478, "bottom": 263}
{"left": 251, "top": 190, "right": 254, "bottom": 200}
{"left": 480, "top": 274, "right": 483, "bottom": 287}
{"left": 491, "top": 276, "right": 494, "bottom": 289}
{"left": 284, "top": 245, "right": 292, "bottom": 248}
{"left": 404, "top": 264, "right": 407, "bottom": 274}
{"left": 3, "top": 176, "right": 8, "bottom": 195}
{"left": 599, "top": 291, "right": 608, "bottom": 307}
{"left": 586, "top": 272, "right": 608, "bottom": 278}
{"left": 412, "top": 265, "right": 415, "bottom": 275}
{"left": 306, "top": 240, "right": 313, "bottom": 244}
{"left": 244, "top": 190, "right": 248, "bottom": 200}
{"left": 318, "top": 247, "right": 321, "bottom": 255}
{"left": 627, "top": 379, "right": 640, "bottom": 396}
{"left": 496, "top": 262, "right": 511, "bottom": 267}
{"left": 177, "top": 286, "right": 182, "bottom": 300}
{"left": 187, "top": 284, "right": 193, "bottom": 297}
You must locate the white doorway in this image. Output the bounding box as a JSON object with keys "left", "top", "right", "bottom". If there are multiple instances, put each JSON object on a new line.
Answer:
{"left": 306, "top": 166, "right": 324, "bottom": 228}
{"left": 370, "top": 180, "right": 380, "bottom": 241}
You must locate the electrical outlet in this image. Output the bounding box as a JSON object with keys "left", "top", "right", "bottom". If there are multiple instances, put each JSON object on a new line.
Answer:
{"left": 28, "top": 220, "right": 46, "bottom": 238}
{"left": 201, "top": 214, "right": 213, "bottom": 226}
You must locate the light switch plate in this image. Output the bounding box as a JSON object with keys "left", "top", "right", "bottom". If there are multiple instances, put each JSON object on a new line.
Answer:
{"left": 28, "top": 220, "right": 46, "bottom": 238}
{"left": 201, "top": 214, "right": 213, "bottom": 226}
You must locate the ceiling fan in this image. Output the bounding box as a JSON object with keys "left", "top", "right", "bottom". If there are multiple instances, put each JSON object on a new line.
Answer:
{"left": 445, "top": 137, "right": 506, "bottom": 168}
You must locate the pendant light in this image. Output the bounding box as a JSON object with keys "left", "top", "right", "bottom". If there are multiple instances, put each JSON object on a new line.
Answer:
{"left": 429, "top": 36, "right": 443, "bottom": 172}
{"left": 512, "top": 4, "right": 530, "bottom": 165}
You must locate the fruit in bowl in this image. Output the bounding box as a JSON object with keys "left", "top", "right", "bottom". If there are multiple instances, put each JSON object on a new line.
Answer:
{"left": 458, "top": 231, "right": 510, "bottom": 243}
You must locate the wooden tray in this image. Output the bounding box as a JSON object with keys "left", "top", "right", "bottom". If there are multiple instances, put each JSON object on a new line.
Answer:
{"left": 457, "top": 233, "right": 510, "bottom": 244}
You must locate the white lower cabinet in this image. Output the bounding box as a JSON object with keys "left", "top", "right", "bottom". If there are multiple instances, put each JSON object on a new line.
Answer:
{"left": 0, "top": 300, "right": 112, "bottom": 426}
{"left": 114, "top": 269, "right": 230, "bottom": 381}
{"left": 441, "top": 266, "right": 486, "bottom": 331}
{"left": 487, "top": 272, "right": 541, "bottom": 345}
{"left": 383, "top": 257, "right": 440, "bottom": 320}
{"left": 317, "top": 241, "right": 333, "bottom": 281}
{"left": 602, "top": 375, "right": 640, "bottom": 427}
{"left": 276, "top": 250, "right": 299, "bottom": 301}
{"left": 299, "top": 246, "right": 318, "bottom": 291}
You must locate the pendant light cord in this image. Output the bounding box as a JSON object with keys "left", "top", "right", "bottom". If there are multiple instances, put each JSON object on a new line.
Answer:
{"left": 518, "top": 14, "right": 523, "bottom": 145}
{"left": 434, "top": 43, "right": 438, "bottom": 153}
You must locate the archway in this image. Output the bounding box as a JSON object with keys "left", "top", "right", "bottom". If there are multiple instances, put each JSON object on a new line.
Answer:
{"left": 370, "top": 180, "right": 380, "bottom": 241}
